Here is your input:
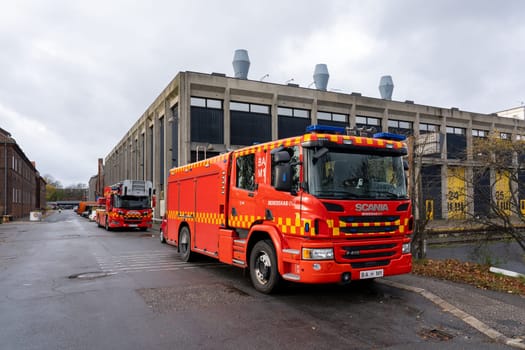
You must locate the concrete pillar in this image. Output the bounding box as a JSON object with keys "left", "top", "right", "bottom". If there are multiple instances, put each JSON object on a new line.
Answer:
{"left": 271, "top": 93, "right": 278, "bottom": 139}
{"left": 224, "top": 88, "right": 231, "bottom": 148}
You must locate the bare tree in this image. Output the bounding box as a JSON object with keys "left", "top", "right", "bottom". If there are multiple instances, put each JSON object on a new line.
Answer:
{"left": 408, "top": 133, "right": 442, "bottom": 259}
{"left": 450, "top": 134, "right": 525, "bottom": 252}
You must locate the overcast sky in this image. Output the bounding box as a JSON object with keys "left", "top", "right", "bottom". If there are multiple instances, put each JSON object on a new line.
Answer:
{"left": 1, "top": 0, "right": 524, "bottom": 187}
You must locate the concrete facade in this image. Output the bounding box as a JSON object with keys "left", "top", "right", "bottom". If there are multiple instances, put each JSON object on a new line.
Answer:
{"left": 96, "top": 71, "right": 525, "bottom": 220}
{"left": 0, "top": 128, "right": 46, "bottom": 219}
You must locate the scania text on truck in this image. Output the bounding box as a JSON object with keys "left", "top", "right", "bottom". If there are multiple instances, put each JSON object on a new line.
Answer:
{"left": 162, "top": 125, "right": 413, "bottom": 293}
{"left": 96, "top": 180, "right": 154, "bottom": 231}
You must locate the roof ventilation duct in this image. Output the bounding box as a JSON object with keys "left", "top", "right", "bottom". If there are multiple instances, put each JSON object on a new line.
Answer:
{"left": 232, "top": 49, "right": 250, "bottom": 79}
{"left": 313, "top": 64, "right": 329, "bottom": 91}
{"left": 379, "top": 75, "right": 394, "bottom": 100}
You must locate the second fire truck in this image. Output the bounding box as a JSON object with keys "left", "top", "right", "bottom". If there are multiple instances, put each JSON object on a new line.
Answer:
{"left": 96, "top": 179, "right": 154, "bottom": 231}
{"left": 161, "top": 125, "right": 413, "bottom": 293}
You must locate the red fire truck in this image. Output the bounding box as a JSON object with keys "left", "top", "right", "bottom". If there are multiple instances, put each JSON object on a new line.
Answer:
{"left": 96, "top": 180, "right": 154, "bottom": 231}
{"left": 162, "top": 125, "right": 413, "bottom": 293}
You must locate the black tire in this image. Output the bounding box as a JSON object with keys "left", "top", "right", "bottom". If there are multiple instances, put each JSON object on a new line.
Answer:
{"left": 249, "top": 240, "right": 281, "bottom": 294}
{"left": 179, "top": 226, "right": 193, "bottom": 262}
{"left": 105, "top": 217, "right": 111, "bottom": 231}
{"left": 159, "top": 229, "right": 166, "bottom": 243}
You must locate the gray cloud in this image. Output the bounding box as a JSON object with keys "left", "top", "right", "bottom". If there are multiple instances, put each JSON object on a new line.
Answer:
{"left": 0, "top": 0, "right": 523, "bottom": 185}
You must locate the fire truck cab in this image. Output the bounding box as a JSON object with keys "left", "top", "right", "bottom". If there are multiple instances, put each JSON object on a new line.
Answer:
{"left": 164, "top": 125, "right": 413, "bottom": 293}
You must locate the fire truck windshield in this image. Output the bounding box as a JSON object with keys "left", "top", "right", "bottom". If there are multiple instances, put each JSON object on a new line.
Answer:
{"left": 113, "top": 195, "right": 150, "bottom": 209}
{"left": 305, "top": 147, "right": 407, "bottom": 200}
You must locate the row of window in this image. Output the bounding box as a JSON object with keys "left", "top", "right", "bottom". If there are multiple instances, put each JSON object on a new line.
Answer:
{"left": 11, "top": 155, "right": 35, "bottom": 181}
{"left": 12, "top": 188, "right": 31, "bottom": 204}
{"left": 190, "top": 97, "right": 520, "bottom": 139}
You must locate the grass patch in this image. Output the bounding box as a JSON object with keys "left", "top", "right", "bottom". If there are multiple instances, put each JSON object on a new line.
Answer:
{"left": 412, "top": 259, "right": 525, "bottom": 296}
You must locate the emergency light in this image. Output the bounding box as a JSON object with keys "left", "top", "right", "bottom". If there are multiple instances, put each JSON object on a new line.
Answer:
{"left": 306, "top": 124, "right": 346, "bottom": 134}
{"left": 373, "top": 132, "right": 406, "bottom": 141}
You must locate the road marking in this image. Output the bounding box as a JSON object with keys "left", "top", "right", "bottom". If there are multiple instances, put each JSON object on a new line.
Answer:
{"left": 95, "top": 251, "right": 222, "bottom": 273}
{"left": 379, "top": 279, "right": 525, "bottom": 349}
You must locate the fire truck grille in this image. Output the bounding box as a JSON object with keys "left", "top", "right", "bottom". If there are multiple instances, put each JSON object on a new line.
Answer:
{"left": 335, "top": 241, "right": 401, "bottom": 266}
{"left": 342, "top": 244, "right": 396, "bottom": 259}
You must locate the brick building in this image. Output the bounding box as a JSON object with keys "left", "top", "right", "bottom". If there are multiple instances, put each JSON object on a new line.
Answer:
{"left": 0, "top": 128, "right": 46, "bottom": 220}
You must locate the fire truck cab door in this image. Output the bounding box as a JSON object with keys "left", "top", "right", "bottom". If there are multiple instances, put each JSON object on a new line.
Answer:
{"left": 229, "top": 153, "right": 262, "bottom": 235}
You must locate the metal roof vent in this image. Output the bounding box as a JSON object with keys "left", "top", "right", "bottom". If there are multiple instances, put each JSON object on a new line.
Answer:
{"left": 379, "top": 75, "right": 394, "bottom": 100}
{"left": 313, "top": 64, "right": 329, "bottom": 91}
{"left": 232, "top": 49, "right": 250, "bottom": 79}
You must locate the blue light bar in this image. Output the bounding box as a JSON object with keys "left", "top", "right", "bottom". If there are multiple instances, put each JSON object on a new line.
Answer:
{"left": 373, "top": 132, "right": 406, "bottom": 141}
{"left": 306, "top": 124, "right": 346, "bottom": 134}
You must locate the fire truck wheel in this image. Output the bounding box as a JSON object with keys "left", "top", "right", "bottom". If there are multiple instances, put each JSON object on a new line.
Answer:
{"left": 249, "top": 240, "right": 281, "bottom": 294}
{"left": 179, "top": 226, "right": 193, "bottom": 262}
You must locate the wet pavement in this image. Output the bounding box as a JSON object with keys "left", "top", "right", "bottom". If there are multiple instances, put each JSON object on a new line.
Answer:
{"left": 0, "top": 210, "right": 523, "bottom": 349}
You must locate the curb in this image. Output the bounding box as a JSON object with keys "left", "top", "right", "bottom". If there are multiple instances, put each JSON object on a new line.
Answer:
{"left": 379, "top": 279, "right": 525, "bottom": 349}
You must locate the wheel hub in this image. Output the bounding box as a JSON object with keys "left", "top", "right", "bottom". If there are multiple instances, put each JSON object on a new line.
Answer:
{"left": 255, "top": 253, "right": 271, "bottom": 283}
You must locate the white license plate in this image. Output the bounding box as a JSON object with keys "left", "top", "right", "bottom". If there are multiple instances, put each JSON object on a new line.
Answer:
{"left": 128, "top": 224, "right": 138, "bottom": 228}
{"left": 360, "top": 269, "right": 384, "bottom": 279}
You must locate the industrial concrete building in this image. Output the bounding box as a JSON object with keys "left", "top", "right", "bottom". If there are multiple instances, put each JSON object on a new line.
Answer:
{"left": 94, "top": 50, "right": 525, "bottom": 221}
{"left": 0, "top": 128, "right": 46, "bottom": 220}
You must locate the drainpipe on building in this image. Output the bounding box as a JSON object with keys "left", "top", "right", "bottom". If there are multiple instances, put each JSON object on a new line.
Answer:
{"left": 4, "top": 137, "right": 7, "bottom": 216}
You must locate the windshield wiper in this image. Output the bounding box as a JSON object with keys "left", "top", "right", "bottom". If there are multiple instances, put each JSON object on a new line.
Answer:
{"left": 366, "top": 191, "right": 405, "bottom": 199}
{"left": 314, "top": 191, "right": 360, "bottom": 199}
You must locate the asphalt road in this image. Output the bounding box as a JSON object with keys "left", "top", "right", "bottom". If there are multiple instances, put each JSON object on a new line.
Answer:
{"left": 0, "top": 210, "right": 520, "bottom": 349}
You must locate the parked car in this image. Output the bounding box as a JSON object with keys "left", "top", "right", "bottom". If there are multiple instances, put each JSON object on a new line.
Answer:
{"left": 88, "top": 209, "right": 97, "bottom": 221}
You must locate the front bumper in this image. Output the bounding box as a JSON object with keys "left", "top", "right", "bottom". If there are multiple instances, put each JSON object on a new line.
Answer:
{"left": 281, "top": 252, "right": 412, "bottom": 284}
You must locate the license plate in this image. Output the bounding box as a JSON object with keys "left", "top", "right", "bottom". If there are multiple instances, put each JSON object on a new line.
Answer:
{"left": 360, "top": 269, "right": 384, "bottom": 279}
{"left": 128, "top": 224, "right": 138, "bottom": 228}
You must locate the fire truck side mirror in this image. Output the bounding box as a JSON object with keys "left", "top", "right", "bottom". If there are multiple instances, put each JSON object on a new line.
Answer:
{"left": 273, "top": 164, "right": 292, "bottom": 191}
{"left": 273, "top": 150, "right": 290, "bottom": 163}
{"left": 272, "top": 150, "right": 293, "bottom": 192}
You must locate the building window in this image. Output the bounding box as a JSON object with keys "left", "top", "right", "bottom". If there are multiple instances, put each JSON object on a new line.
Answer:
{"left": 446, "top": 127, "right": 466, "bottom": 135}
{"left": 230, "top": 101, "right": 249, "bottom": 112}
{"left": 419, "top": 123, "right": 439, "bottom": 134}
{"left": 388, "top": 119, "right": 413, "bottom": 135}
{"left": 472, "top": 129, "right": 488, "bottom": 138}
{"left": 446, "top": 127, "right": 466, "bottom": 160}
{"left": 278, "top": 107, "right": 310, "bottom": 119}
{"left": 356, "top": 116, "right": 380, "bottom": 126}
{"left": 191, "top": 97, "right": 222, "bottom": 109}
{"left": 318, "top": 111, "right": 348, "bottom": 123}
{"left": 230, "top": 101, "right": 270, "bottom": 114}
{"left": 356, "top": 116, "right": 381, "bottom": 132}
{"left": 278, "top": 107, "right": 311, "bottom": 138}
{"left": 191, "top": 97, "right": 224, "bottom": 144}
{"left": 500, "top": 132, "right": 511, "bottom": 140}
{"left": 230, "top": 101, "right": 271, "bottom": 145}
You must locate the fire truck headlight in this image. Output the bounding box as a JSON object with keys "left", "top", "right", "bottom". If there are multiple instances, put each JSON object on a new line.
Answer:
{"left": 302, "top": 248, "right": 334, "bottom": 260}
{"left": 402, "top": 242, "right": 411, "bottom": 254}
